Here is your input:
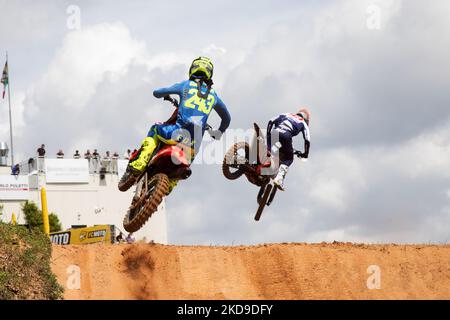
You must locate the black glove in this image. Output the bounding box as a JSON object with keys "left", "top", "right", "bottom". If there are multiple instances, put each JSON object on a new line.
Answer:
{"left": 294, "top": 151, "right": 308, "bottom": 159}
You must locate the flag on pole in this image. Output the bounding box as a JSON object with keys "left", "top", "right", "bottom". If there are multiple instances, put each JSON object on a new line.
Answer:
{"left": 1, "top": 61, "right": 8, "bottom": 99}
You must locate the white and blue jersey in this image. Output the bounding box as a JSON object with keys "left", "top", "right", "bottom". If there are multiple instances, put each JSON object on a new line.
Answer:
{"left": 267, "top": 113, "right": 311, "bottom": 166}
{"left": 268, "top": 113, "right": 310, "bottom": 142}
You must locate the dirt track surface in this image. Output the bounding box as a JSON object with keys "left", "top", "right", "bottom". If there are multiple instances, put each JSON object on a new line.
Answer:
{"left": 51, "top": 242, "right": 450, "bottom": 300}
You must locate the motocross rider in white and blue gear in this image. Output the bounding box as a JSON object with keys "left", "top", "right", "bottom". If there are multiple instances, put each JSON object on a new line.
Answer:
{"left": 266, "top": 109, "right": 311, "bottom": 190}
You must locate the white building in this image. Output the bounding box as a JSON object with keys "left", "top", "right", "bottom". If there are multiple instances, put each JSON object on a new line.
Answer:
{"left": 0, "top": 148, "right": 167, "bottom": 244}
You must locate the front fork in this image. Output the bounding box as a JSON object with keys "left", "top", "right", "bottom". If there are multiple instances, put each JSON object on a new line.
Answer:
{"left": 132, "top": 172, "right": 147, "bottom": 203}
{"left": 134, "top": 173, "right": 180, "bottom": 199}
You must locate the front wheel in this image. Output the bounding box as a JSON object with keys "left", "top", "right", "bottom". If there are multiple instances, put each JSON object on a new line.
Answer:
{"left": 118, "top": 166, "right": 137, "bottom": 192}
{"left": 255, "top": 183, "right": 273, "bottom": 221}
{"left": 123, "top": 173, "right": 169, "bottom": 233}
{"left": 222, "top": 142, "right": 249, "bottom": 180}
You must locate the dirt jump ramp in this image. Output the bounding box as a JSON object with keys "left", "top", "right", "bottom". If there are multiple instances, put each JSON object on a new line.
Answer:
{"left": 51, "top": 242, "right": 450, "bottom": 300}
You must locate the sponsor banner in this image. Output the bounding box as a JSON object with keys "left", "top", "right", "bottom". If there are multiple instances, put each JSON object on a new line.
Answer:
{"left": 50, "top": 231, "right": 71, "bottom": 245}
{"left": 45, "top": 158, "right": 89, "bottom": 183}
{"left": 51, "top": 225, "right": 113, "bottom": 245}
{"left": 0, "top": 175, "right": 30, "bottom": 200}
{"left": 117, "top": 159, "right": 128, "bottom": 178}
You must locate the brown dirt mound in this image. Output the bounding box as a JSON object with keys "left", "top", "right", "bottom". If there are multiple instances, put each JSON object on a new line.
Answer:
{"left": 51, "top": 242, "right": 450, "bottom": 300}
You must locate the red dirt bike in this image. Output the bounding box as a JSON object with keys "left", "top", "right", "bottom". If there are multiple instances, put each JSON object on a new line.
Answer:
{"left": 121, "top": 96, "right": 213, "bottom": 232}
{"left": 222, "top": 123, "right": 303, "bottom": 221}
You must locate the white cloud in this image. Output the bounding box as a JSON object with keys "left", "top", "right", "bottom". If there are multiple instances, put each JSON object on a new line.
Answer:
{"left": 168, "top": 201, "right": 209, "bottom": 234}
{"left": 34, "top": 22, "right": 146, "bottom": 110}
{"left": 310, "top": 178, "right": 348, "bottom": 212}
{"left": 382, "top": 122, "right": 450, "bottom": 179}
{"left": 305, "top": 148, "right": 367, "bottom": 213}
{"left": 306, "top": 225, "right": 368, "bottom": 243}
{"left": 15, "top": 22, "right": 195, "bottom": 158}
{"left": 203, "top": 44, "right": 227, "bottom": 55}
{"left": 0, "top": 91, "right": 26, "bottom": 137}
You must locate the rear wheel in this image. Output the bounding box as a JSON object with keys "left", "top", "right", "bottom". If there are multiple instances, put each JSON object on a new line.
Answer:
{"left": 123, "top": 173, "right": 169, "bottom": 233}
{"left": 222, "top": 142, "right": 249, "bottom": 180}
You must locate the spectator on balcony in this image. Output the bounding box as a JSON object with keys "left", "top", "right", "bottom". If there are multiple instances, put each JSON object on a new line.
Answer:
{"left": 112, "top": 152, "right": 119, "bottom": 174}
{"left": 11, "top": 164, "right": 20, "bottom": 175}
{"left": 102, "top": 151, "right": 112, "bottom": 172}
{"left": 84, "top": 149, "right": 92, "bottom": 160}
{"left": 56, "top": 150, "right": 64, "bottom": 159}
{"left": 73, "top": 150, "right": 81, "bottom": 159}
{"left": 84, "top": 150, "right": 93, "bottom": 173}
{"left": 123, "top": 149, "right": 131, "bottom": 160}
{"left": 28, "top": 157, "right": 35, "bottom": 172}
{"left": 92, "top": 149, "right": 100, "bottom": 173}
{"left": 37, "top": 144, "right": 46, "bottom": 172}
{"left": 37, "top": 144, "right": 46, "bottom": 157}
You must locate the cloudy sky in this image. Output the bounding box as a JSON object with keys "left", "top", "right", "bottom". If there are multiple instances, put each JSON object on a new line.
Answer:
{"left": 1, "top": 0, "right": 449, "bottom": 244}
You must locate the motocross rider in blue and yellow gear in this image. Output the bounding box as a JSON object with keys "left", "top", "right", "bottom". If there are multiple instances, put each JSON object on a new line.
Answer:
{"left": 118, "top": 57, "right": 231, "bottom": 192}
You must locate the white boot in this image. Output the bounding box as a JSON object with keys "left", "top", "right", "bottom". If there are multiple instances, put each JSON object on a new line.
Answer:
{"left": 273, "top": 164, "right": 289, "bottom": 191}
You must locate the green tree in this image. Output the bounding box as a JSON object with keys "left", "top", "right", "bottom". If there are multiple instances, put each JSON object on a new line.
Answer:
{"left": 22, "top": 201, "right": 62, "bottom": 232}
{"left": 48, "top": 212, "right": 62, "bottom": 232}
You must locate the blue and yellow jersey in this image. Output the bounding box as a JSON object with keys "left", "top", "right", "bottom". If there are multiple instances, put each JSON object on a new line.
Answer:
{"left": 153, "top": 80, "right": 231, "bottom": 133}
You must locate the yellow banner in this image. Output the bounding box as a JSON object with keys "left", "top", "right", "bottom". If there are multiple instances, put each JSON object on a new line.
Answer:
{"left": 50, "top": 225, "right": 114, "bottom": 245}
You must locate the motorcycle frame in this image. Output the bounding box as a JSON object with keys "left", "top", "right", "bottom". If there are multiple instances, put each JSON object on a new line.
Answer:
{"left": 249, "top": 123, "right": 280, "bottom": 177}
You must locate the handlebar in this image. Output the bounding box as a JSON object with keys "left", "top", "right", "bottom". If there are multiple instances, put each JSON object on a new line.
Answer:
{"left": 294, "top": 149, "right": 308, "bottom": 161}
{"left": 205, "top": 124, "right": 215, "bottom": 137}
{"left": 164, "top": 95, "right": 179, "bottom": 108}
{"left": 294, "top": 150, "right": 303, "bottom": 158}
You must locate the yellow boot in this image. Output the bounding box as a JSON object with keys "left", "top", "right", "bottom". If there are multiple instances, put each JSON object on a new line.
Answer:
{"left": 129, "top": 136, "right": 158, "bottom": 172}
{"left": 118, "top": 136, "right": 158, "bottom": 192}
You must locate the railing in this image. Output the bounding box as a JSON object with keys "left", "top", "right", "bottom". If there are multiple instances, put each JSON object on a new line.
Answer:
{"left": 89, "top": 158, "right": 119, "bottom": 174}
{"left": 17, "top": 156, "right": 122, "bottom": 175}
{"left": 17, "top": 157, "right": 41, "bottom": 175}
